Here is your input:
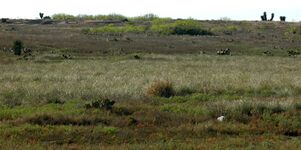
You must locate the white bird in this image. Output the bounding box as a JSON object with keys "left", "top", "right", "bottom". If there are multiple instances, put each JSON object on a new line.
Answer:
{"left": 217, "top": 116, "right": 225, "bottom": 122}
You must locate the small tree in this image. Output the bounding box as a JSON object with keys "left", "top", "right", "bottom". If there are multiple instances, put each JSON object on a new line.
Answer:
{"left": 13, "top": 40, "right": 23, "bottom": 55}
{"left": 39, "top": 13, "right": 44, "bottom": 19}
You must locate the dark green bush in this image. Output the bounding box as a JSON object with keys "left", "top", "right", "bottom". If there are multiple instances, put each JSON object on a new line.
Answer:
{"left": 151, "top": 19, "right": 213, "bottom": 36}
{"left": 171, "top": 20, "right": 213, "bottom": 35}
{"left": 13, "top": 40, "right": 23, "bottom": 55}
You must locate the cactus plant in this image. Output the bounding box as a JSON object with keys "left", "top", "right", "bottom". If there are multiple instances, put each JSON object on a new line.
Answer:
{"left": 261, "top": 12, "right": 274, "bottom": 21}
{"left": 261, "top": 12, "right": 267, "bottom": 21}
{"left": 280, "top": 16, "right": 286, "bottom": 22}
{"left": 269, "top": 13, "right": 274, "bottom": 21}
{"left": 263, "top": 12, "right": 267, "bottom": 21}
{"left": 39, "top": 13, "right": 44, "bottom": 19}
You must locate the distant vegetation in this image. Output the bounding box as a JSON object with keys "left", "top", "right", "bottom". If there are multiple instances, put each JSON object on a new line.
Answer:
{"left": 82, "top": 24, "right": 147, "bottom": 34}
{"left": 52, "top": 13, "right": 159, "bottom": 21}
{"left": 82, "top": 18, "right": 213, "bottom": 36}
{"left": 152, "top": 19, "right": 213, "bottom": 35}
{"left": 52, "top": 13, "right": 213, "bottom": 36}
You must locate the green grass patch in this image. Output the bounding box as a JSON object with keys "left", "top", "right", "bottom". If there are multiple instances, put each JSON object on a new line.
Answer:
{"left": 151, "top": 19, "right": 213, "bottom": 35}
{"left": 83, "top": 24, "right": 147, "bottom": 34}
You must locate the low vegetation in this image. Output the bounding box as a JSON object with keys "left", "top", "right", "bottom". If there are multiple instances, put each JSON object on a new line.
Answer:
{"left": 146, "top": 79, "right": 175, "bottom": 98}
{"left": 82, "top": 24, "right": 147, "bottom": 34}
{"left": 1, "top": 15, "right": 301, "bottom": 149}
{"left": 0, "top": 53, "right": 301, "bottom": 149}
{"left": 52, "top": 13, "right": 158, "bottom": 21}
{"left": 82, "top": 17, "right": 213, "bottom": 36}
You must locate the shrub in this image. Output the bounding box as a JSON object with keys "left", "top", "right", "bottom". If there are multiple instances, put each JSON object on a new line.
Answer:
{"left": 151, "top": 19, "right": 174, "bottom": 35}
{"left": 12, "top": 40, "right": 23, "bottom": 55}
{"left": 101, "top": 13, "right": 127, "bottom": 20}
{"left": 44, "top": 89, "right": 65, "bottom": 104}
{"left": 52, "top": 13, "right": 76, "bottom": 20}
{"left": 1, "top": 18, "right": 8, "bottom": 23}
{"left": 151, "top": 19, "right": 213, "bottom": 36}
{"left": 88, "top": 14, "right": 127, "bottom": 20}
{"left": 43, "top": 16, "right": 51, "bottom": 20}
{"left": 146, "top": 80, "right": 175, "bottom": 98}
{"left": 172, "top": 20, "right": 213, "bottom": 35}
{"left": 151, "top": 23, "right": 174, "bottom": 35}
{"left": 130, "top": 13, "right": 159, "bottom": 21}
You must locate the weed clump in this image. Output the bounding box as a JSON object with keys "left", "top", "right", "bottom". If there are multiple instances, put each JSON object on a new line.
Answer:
{"left": 85, "top": 98, "right": 115, "bottom": 110}
{"left": 146, "top": 80, "right": 175, "bottom": 98}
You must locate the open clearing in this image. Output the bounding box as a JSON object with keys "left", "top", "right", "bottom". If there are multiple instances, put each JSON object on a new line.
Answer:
{"left": 0, "top": 19, "right": 301, "bottom": 149}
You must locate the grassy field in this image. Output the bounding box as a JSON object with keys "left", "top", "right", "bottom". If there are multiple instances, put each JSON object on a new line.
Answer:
{"left": 0, "top": 19, "right": 301, "bottom": 149}
{"left": 1, "top": 52, "right": 301, "bottom": 149}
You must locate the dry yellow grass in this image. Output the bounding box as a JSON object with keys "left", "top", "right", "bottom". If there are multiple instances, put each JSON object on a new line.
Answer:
{"left": 1, "top": 54, "right": 301, "bottom": 103}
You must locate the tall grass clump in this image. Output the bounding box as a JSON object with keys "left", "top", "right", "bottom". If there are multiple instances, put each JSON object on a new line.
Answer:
{"left": 146, "top": 80, "right": 175, "bottom": 98}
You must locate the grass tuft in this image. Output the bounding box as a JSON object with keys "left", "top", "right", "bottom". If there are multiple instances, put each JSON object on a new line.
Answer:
{"left": 146, "top": 80, "right": 175, "bottom": 98}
